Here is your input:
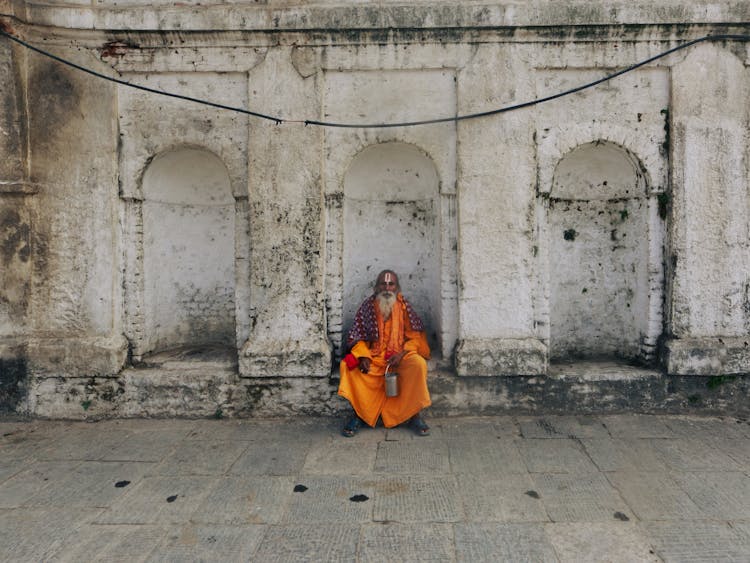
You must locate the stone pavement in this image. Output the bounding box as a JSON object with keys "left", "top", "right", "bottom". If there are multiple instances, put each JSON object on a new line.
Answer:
{"left": 1, "top": 414, "right": 750, "bottom": 562}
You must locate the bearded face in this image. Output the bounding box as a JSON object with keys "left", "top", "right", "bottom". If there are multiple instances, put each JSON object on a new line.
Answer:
{"left": 376, "top": 291, "right": 397, "bottom": 320}
{"left": 375, "top": 271, "right": 399, "bottom": 320}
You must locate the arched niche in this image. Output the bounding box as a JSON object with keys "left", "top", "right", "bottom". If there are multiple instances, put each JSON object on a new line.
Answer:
{"left": 140, "top": 147, "right": 236, "bottom": 355}
{"left": 548, "top": 140, "right": 654, "bottom": 362}
{"left": 342, "top": 142, "right": 441, "bottom": 353}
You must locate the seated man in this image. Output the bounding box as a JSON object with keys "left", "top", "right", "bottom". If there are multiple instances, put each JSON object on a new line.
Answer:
{"left": 338, "top": 269, "right": 431, "bottom": 437}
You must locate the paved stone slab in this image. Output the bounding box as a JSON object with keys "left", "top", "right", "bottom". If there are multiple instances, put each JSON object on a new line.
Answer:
{"left": 153, "top": 440, "right": 249, "bottom": 476}
{"left": 27, "top": 461, "right": 152, "bottom": 508}
{"left": 519, "top": 416, "right": 610, "bottom": 439}
{"left": 186, "top": 418, "right": 338, "bottom": 444}
{"left": 708, "top": 438, "right": 750, "bottom": 469}
{"left": 372, "top": 476, "right": 463, "bottom": 523}
{"left": 448, "top": 438, "right": 527, "bottom": 474}
{"left": 457, "top": 473, "right": 548, "bottom": 522}
{"left": 148, "top": 524, "right": 266, "bottom": 562}
{"left": 532, "top": 473, "right": 634, "bottom": 523}
{"left": 517, "top": 439, "right": 599, "bottom": 474}
{"left": 96, "top": 476, "right": 219, "bottom": 524}
{"left": 0, "top": 424, "right": 57, "bottom": 461}
{"left": 302, "top": 438, "right": 377, "bottom": 475}
{"left": 228, "top": 440, "right": 310, "bottom": 476}
{"left": 36, "top": 425, "right": 131, "bottom": 461}
{"left": 733, "top": 522, "right": 750, "bottom": 540}
{"left": 191, "top": 476, "right": 292, "bottom": 525}
{"left": 100, "top": 424, "right": 195, "bottom": 463}
{"left": 663, "top": 416, "right": 750, "bottom": 441}
{"left": 600, "top": 415, "right": 675, "bottom": 439}
{"left": 251, "top": 524, "right": 359, "bottom": 562}
{"left": 580, "top": 438, "right": 668, "bottom": 472}
{"left": 0, "top": 461, "right": 80, "bottom": 508}
{"left": 360, "top": 523, "right": 455, "bottom": 563}
{"left": 183, "top": 420, "right": 262, "bottom": 442}
{"left": 606, "top": 471, "right": 704, "bottom": 521}
{"left": 653, "top": 438, "right": 743, "bottom": 471}
{"left": 545, "top": 522, "right": 659, "bottom": 563}
{"left": 52, "top": 524, "right": 167, "bottom": 562}
{"left": 374, "top": 440, "right": 450, "bottom": 474}
{"left": 436, "top": 416, "right": 519, "bottom": 439}
{"left": 454, "top": 523, "right": 558, "bottom": 563}
{"left": 0, "top": 508, "right": 95, "bottom": 561}
{"left": 671, "top": 471, "right": 750, "bottom": 519}
{"left": 0, "top": 459, "right": 26, "bottom": 484}
{"left": 645, "top": 520, "right": 750, "bottom": 562}
{"left": 95, "top": 419, "right": 197, "bottom": 434}
{"left": 384, "top": 425, "right": 427, "bottom": 441}
{"left": 282, "top": 476, "right": 374, "bottom": 523}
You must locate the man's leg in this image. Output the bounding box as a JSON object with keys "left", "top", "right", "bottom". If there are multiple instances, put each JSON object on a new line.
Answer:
{"left": 338, "top": 360, "right": 387, "bottom": 429}
{"left": 380, "top": 352, "right": 431, "bottom": 428}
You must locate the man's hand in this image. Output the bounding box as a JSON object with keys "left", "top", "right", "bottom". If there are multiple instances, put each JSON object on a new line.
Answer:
{"left": 358, "top": 357, "right": 371, "bottom": 374}
{"left": 386, "top": 351, "right": 407, "bottom": 369}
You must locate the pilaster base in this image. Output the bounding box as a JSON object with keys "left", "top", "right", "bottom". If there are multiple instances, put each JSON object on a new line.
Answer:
{"left": 239, "top": 336, "right": 332, "bottom": 377}
{"left": 25, "top": 335, "right": 129, "bottom": 377}
{"left": 455, "top": 337, "right": 548, "bottom": 376}
{"left": 664, "top": 337, "right": 750, "bottom": 376}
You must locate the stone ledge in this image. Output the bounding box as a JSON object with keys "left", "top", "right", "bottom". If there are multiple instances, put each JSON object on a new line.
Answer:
{"left": 548, "top": 360, "right": 662, "bottom": 382}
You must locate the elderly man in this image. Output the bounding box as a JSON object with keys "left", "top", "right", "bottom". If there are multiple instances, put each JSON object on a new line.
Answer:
{"left": 338, "top": 269, "right": 431, "bottom": 437}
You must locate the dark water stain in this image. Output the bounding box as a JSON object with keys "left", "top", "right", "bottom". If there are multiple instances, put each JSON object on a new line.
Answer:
{"left": 525, "top": 490, "right": 540, "bottom": 499}
{"left": 114, "top": 480, "right": 130, "bottom": 488}
{"left": 349, "top": 494, "right": 369, "bottom": 502}
{"left": 166, "top": 495, "right": 178, "bottom": 503}
{"left": 293, "top": 484, "right": 308, "bottom": 493}
{"left": 614, "top": 511, "right": 629, "bottom": 521}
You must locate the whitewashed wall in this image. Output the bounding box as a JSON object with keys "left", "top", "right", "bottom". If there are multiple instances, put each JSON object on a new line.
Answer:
{"left": 0, "top": 1, "right": 749, "bottom": 416}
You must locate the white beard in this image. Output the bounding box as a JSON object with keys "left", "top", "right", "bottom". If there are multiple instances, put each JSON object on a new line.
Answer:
{"left": 376, "top": 292, "right": 397, "bottom": 320}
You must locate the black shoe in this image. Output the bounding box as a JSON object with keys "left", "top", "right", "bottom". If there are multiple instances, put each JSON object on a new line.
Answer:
{"left": 342, "top": 416, "right": 362, "bottom": 437}
{"left": 410, "top": 415, "right": 430, "bottom": 436}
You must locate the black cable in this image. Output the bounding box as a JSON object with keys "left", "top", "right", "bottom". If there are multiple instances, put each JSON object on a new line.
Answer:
{"left": 0, "top": 27, "right": 748, "bottom": 129}
{"left": 0, "top": 27, "right": 283, "bottom": 124}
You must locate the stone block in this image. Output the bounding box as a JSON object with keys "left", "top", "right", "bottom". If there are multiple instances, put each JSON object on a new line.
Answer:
{"left": 646, "top": 521, "right": 750, "bottom": 562}
{"left": 664, "top": 337, "right": 750, "bottom": 376}
{"left": 149, "top": 524, "right": 265, "bottom": 562}
{"left": 454, "top": 523, "right": 558, "bottom": 563}
{"left": 360, "top": 523, "right": 455, "bottom": 563}
{"left": 239, "top": 336, "right": 331, "bottom": 378}
{"left": 457, "top": 474, "right": 547, "bottom": 523}
{"left": 25, "top": 336, "right": 128, "bottom": 378}
{"left": 192, "top": 476, "right": 293, "bottom": 525}
{"left": 251, "top": 524, "right": 359, "bottom": 562}
{"left": 455, "top": 338, "right": 548, "bottom": 376}
{"left": 96, "top": 476, "right": 219, "bottom": 525}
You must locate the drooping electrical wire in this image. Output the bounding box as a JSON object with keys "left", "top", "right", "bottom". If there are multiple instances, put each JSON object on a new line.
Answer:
{"left": 0, "top": 27, "right": 748, "bottom": 129}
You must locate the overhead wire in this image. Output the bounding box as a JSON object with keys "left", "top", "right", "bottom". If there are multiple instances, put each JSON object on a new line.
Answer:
{"left": 0, "top": 27, "right": 748, "bottom": 129}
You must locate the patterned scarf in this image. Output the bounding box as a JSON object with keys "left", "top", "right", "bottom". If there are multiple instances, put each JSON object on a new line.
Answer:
{"left": 346, "top": 293, "right": 425, "bottom": 350}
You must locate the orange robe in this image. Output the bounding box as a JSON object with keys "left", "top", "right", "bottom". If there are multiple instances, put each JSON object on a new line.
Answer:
{"left": 338, "top": 296, "right": 431, "bottom": 428}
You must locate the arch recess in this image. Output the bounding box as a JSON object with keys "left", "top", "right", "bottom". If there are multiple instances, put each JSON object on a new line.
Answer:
{"left": 341, "top": 142, "right": 442, "bottom": 354}
{"left": 546, "top": 140, "right": 661, "bottom": 362}
{"left": 139, "top": 147, "right": 236, "bottom": 355}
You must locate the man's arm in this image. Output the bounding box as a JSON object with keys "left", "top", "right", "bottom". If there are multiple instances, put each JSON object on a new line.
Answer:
{"left": 403, "top": 328, "right": 431, "bottom": 360}
{"left": 351, "top": 341, "right": 373, "bottom": 373}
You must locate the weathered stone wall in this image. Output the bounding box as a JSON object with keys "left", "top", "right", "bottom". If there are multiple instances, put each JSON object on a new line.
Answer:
{"left": 665, "top": 44, "right": 750, "bottom": 375}
{"left": 0, "top": 1, "right": 748, "bottom": 417}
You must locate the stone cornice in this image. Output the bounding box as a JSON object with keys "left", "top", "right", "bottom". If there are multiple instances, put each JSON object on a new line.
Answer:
{"left": 2, "top": 1, "right": 750, "bottom": 33}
